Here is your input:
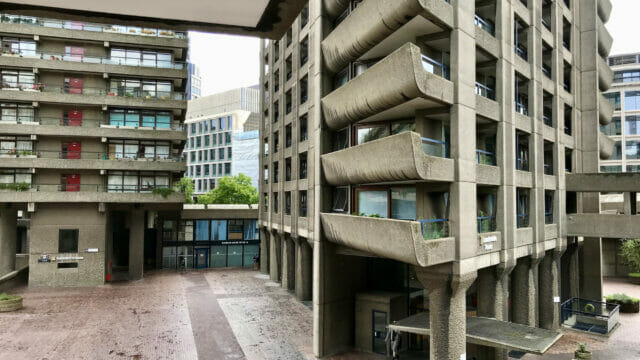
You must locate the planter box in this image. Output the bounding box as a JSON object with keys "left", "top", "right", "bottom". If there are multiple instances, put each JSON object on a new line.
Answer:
{"left": 0, "top": 297, "right": 23, "bottom": 312}
{"left": 607, "top": 300, "right": 639, "bottom": 313}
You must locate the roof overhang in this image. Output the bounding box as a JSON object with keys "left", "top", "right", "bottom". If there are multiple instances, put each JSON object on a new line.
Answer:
{"left": 0, "top": 0, "right": 307, "bottom": 39}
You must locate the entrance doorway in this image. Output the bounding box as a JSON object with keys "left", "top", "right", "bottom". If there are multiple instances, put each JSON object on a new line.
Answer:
{"left": 372, "top": 310, "right": 388, "bottom": 354}
{"left": 195, "top": 248, "right": 209, "bottom": 269}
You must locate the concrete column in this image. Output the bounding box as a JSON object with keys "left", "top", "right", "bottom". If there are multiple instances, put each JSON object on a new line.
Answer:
{"left": 260, "top": 228, "right": 270, "bottom": 274}
{"left": 476, "top": 265, "right": 513, "bottom": 360}
{"left": 624, "top": 192, "right": 637, "bottom": 215}
{"left": 580, "top": 237, "right": 603, "bottom": 301}
{"left": 0, "top": 208, "right": 17, "bottom": 277}
{"left": 281, "top": 235, "right": 295, "bottom": 290}
{"left": 511, "top": 256, "right": 540, "bottom": 326}
{"left": 269, "top": 232, "right": 281, "bottom": 282}
{"left": 539, "top": 250, "right": 562, "bottom": 330}
{"left": 415, "top": 267, "right": 477, "bottom": 360}
{"left": 128, "top": 209, "right": 144, "bottom": 281}
{"left": 295, "top": 238, "right": 312, "bottom": 301}
{"left": 568, "top": 242, "right": 580, "bottom": 299}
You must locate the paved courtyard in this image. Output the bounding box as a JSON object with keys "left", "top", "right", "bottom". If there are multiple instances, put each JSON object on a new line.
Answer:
{"left": 0, "top": 269, "right": 639, "bottom": 360}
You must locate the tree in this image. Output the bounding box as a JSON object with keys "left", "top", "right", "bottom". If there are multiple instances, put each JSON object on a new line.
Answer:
{"left": 620, "top": 238, "right": 640, "bottom": 274}
{"left": 197, "top": 173, "right": 258, "bottom": 205}
{"left": 175, "top": 177, "right": 194, "bottom": 204}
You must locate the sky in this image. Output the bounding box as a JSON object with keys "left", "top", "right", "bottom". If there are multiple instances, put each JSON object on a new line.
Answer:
{"left": 187, "top": 0, "right": 640, "bottom": 96}
{"left": 609, "top": 0, "right": 640, "bottom": 55}
{"left": 188, "top": 32, "right": 260, "bottom": 96}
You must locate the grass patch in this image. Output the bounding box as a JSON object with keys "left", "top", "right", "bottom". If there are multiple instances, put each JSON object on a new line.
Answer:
{"left": 605, "top": 293, "right": 639, "bottom": 304}
{"left": 629, "top": 273, "right": 640, "bottom": 278}
{"left": 0, "top": 293, "right": 20, "bottom": 301}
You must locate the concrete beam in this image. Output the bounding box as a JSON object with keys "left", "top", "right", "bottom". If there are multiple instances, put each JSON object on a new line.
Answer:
{"left": 566, "top": 173, "right": 640, "bottom": 192}
{"left": 567, "top": 213, "right": 640, "bottom": 238}
{"left": 0, "top": 209, "right": 17, "bottom": 277}
{"left": 128, "top": 209, "right": 144, "bottom": 281}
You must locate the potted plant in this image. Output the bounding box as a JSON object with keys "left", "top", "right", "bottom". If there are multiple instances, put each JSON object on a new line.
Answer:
{"left": 574, "top": 343, "right": 591, "bottom": 360}
{"left": 0, "top": 293, "right": 23, "bottom": 312}
{"left": 605, "top": 293, "right": 640, "bottom": 313}
{"left": 620, "top": 238, "right": 640, "bottom": 284}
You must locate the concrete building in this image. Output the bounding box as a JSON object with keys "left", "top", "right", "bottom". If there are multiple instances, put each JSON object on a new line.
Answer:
{"left": 186, "top": 61, "right": 201, "bottom": 100}
{"left": 184, "top": 88, "right": 261, "bottom": 195}
{"left": 0, "top": 13, "right": 189, "bottom": 286}
{"left": 259, "top": 0, "right": 623, "bottom": 359}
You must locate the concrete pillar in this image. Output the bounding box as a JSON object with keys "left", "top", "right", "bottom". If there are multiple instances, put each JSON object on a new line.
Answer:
{"left": 580, "top": 238, "right": 603, "bottom": 301}
{"left": 511, "top": 256, "right": 540, "bottom": 326}
{"left": 624, "top": 192, "right": 637, "bottom": 215}
{"left": 295, "top": 238, "right": 312, "bottom": 301}
{"left": 568, "top": 242, "right": 580, "bottom": 299}
{"left": 281, "top": 235, "right": 295, "bottom": 291}
{"left": 260, "top": 228, "right": 269, "bottom": 274}
{"left": 476, "top": 265, "right": 513, "bottom": 360}
{"left": 128, "top": 209, "right": 144, "bottom": 281}
{"left": 415, "top": 267, "right": 476, "bottom": 360}
{"left": 269, "top": 232, "right": 281, "bottom": 282}
{"left": 0, "top": 208, "right": 17, "bottom": 277}
{"left": 539, "top": 250, "right": 562, "bottom": 330}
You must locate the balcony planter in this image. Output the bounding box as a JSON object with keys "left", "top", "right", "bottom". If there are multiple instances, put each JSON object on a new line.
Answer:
{"left": 605, "top": 294, "right": 639, "bottom": 313}
{"left": 0, "top": 294, "right": 23, "bottom": 312}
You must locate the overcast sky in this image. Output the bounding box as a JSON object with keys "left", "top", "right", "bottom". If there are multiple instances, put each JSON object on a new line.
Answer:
{"left": 188, "top": 0, "right": 639, "bottom": 96}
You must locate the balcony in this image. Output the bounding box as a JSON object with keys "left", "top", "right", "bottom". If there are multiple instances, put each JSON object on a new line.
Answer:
{"left": 598, "top": 20, "right": 613, "bottom": 58}
{"left": 476, "top": 149, "right": 496, "bottom": 166}
{"left": 321, "top": 0, "right": 452, "bottom": 73}
{"left": 599, "top": 93, "right": 614, "bottom": 125}
{"left": 322, "top": 43, "right": 454, "bottom": 130}
{"left": 0, "top": 13, "right": 186, "bottom": 39}
{"left": 324, "top": 0, "right": 350, "bottom": 18}
{"left": 0, "top": 183, "right": 184, "bottom": 203}
{"left": 477, "top": 216, "right": 497, "bottom": 233}
{"left": 321, "top": 131, "right": 454, "bottom": 186}
{"left": 598, "top": 56, "right": 613, "bottom": 91}
{"left": 599, "top": 131, "right": 615, "bottom": 160}
{"left": 475, "top": 81, "right": 495, "bottom": 100}
{"left": 321, "top": 213, "right": 455, "bottom": 267}
{"left": 598, "top": 0, "right": 612, "bottom": 23}
{"left": 474, "top": 15, "right": 495, "bottom": 36}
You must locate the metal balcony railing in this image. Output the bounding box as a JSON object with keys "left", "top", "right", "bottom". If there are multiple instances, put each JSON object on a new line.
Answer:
{"left": 476, "top": 149, "right": 496, "bottom": 165}
{"left": 544, "top": 163, "right": 554, "bottom": 175}
{"left": 421, "top": 137, "right": 449, "bottom": 158}
{"left": 5, "top": 149, "right": 182, "bottom": 162}
{"left": 475, "top": 82, "right": 496, "bottom": 100}
{"left": 474, "top": 15, "right": 495, "bottom": 36}
{"left": 515, "top": 101, "right": 528, "bottom": 115}
{"left": 421, "top": 55, "right": 450, "bottom": 80}
{"left": 0, "top": 14, "right": 186, "bottom": 39}
{"left": 477, "top": 216, "right": 497, "bottom": 233}
{"left": 515, "top": 44, "right": 528, "bottom": 61}
{"left": 419, "top": 219, "right": 450, "bottom": 240}
{"left": 517, "top": 213, "right": 530, "bottom": 228}
{"left": 0, "top": 49, "right": 185, "bottom": 70}
{"left": 516, "top": 156, "right": 529, "bottom": 171}
{"left": 545, "top": 212, "right": 553, "bottom": 224}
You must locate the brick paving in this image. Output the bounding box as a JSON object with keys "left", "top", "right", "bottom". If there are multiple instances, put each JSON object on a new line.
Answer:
{"left": 1, "top": 270, "right": 638, "bottom": 360}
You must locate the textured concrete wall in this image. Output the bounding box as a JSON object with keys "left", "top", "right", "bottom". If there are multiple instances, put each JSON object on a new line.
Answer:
{"left": 0, "top": 209, "right": 17, "bottom": 277}
{"left": 128, "top": 209, "right": 144, "bottom": 281}
{"left": 28, "top": 204, "right": 106, "bottom": 287}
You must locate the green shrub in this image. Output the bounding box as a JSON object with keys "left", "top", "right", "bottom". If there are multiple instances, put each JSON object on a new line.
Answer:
{"left": 15, "top": 182, "right": 29, "bottom": 192}
{"left": 620, "top": 239, "right": 640, "bottom": 273}
{"left": 152, "top": 187, "right": 174, "bottom": 198}
{"left": 605, "top": 293, "right": 640, "bottom": 304}
{"left": 629, "top": 273, "right": 640, "bottom": 278}
{"left": 0, "top": 293, "right": 20, "bottom": 301}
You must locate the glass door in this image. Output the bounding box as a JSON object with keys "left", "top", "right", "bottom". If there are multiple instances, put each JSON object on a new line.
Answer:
{"left": 372, "top": 310, "right": 387, "bottom": 355}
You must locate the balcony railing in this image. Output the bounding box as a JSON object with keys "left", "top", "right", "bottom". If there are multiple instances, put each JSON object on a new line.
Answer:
{"left": 421, "top": 55, "right": 450, "bottom": 80}
{"left": 475, "top": 82, "right": 496, "bottom": 100}
{"left": 13, "top": 149, "right": 182, "bottom": 162}
{"left": 477, "top": 215, "right": 497, "bottom": 233}
{"left": 544, "top": 163, "right": 553, "bottom": 175}
{"left": 0, "top": 14, "right": 186, "bottom": 39}
{"left": 515, "top": 102, "right": 528, "bottom": 115}
{"left": 474, "top": 15, "right": 495, "bottom": 36}
{"left": 545, "top": 212, "right": 553, "bottom": 224}
{"left": 422, "top": 137, "right": 449, "bottom": 158}
{"left": 0, "top": 50, "right": 185, "bottom": 70}
{"left": 476, "top": 149, "right": 496, "bottom": 165}
{"left": 0, "top": 183, "right": 175, "bottom": 193}
{"left": 517, "top": 213, "right": 530, "bottom": 228}
{"left": 516, "top": 156, "right": 529, "bottom": 171}
{"left": 0, "top": 81, "right": 44, "bottom": 91}
{"left": 542, "top": 64, "right": 552, "bottom": 78}
{"left": 0, "top": 115, "right": 183, "bottom": 130}
{"left": 515, "top": 44, "right": 528, "bottom": 61}
{"left": 543, "top": 113, "right": 552, "bottom": 126}
{"left": 561, "top": 298, "right": 619, "bottom": 335}
{"left": 0, "top": 82, "right": 183, "bottom": 100}
{"left": 419, "top": 219, "right": 450, "bottom": 240}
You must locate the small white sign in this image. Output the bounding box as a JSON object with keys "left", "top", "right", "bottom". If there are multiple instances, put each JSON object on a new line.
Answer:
{"left": 56, "top": 256, "right": 84, "bottom": 261}
{"left": 484, "top": 244, "right": 494, "bottom": 251}
{"left": 554, "top": 296, "right": 560, "bottom": 303}
{"left": 482, "top": 235, "right": 498, "bottom": 244}
{"left": 461, "top": 354, "right": 466, "bottom": 360}
{"left": 86, "top": 248, "right": 99, "bottom": 253}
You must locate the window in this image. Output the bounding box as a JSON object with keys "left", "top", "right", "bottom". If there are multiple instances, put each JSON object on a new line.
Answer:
{"left": 300, "top": 4, "right": 309, "bottom": 28}
{"left": 59, "top": 229, "right": 79, "bottom": 253}
{"left": 273, "top": 161, "right": 279, "bottom": 183}
{"left": 285, "top": 90, "right": 292, "bottom": 114}
{"left": 613, "top": 70, "right": 640, "bottom": 83}
{"left": 219, "top": 148, "right": 225, "bottom": 160}
{"left": 285, "top": 124, "right": 292, "bottom": 147}
{"left": 391, "top": 187, "right": 416, "bottom": 220}
{"left": 227, "top": 147, "right": 232, "bottom": 159}
{"left": 285, "top": 158, "right": 292, "bottom": 181}
{"left": 356, "top": 189, "right": 388, "bottom": 218}
{"left": 332, "top": 187, "right": 349, "bottom": 213}
{"left": 356, "top": 124, "right": 388, "bottom": 145}
{"left": 625, "top": 91, "right": 640, "bottom": 111}
{"left": 601, "top": 165, "right": 622, "bottom": 173}
{"left": 626, "top": 141, "right": 640, "bottom": 160}
{"left": 299, "top": 114, "right": 308, "bottom": 141}
{"left": 514, "top": 17, "right": 528, "bottom": 61}
{"left": 299, "top": 190, "right": 308, "bottom": 217}
{"left": 1, "top": 37, "right": 36, "bottom": 56}
{"left": 601, "top": 116, "right": 622, "bottom": 136}
{"left": 516, "top": 131, "right": 530, "bottom": 171}
{"left": 110, "top": 78, "right": 172, "bottom": 98}
{"left": 300, "top": 36, "right": 309, "bottom": 66}
{"left": 211, "top": 220, "right": 227, "bottom": 241}
{"left": 0, "top": 103, "right": 35, "bottom": 123}
{"left": 544, "top": 191, "right": 554, "bottom": 224}
{"left": 286, "top": 29, "right": 292, "bottom": 47}
{"left": 109, "top": 109, "right": 170, "bottom": 128}
{"left": 274, "top": 131, "right": 280, "bottom": 152}
{"left": 225, "top": 163, "right": 231, "bottom": 175}
{"left": 604, "top": 92, "right": 621, "bottom": 111}
{"left": 516, "top": 188, "right": 530, "bottom": 228}
{"left": 264, "top": 193, "right": 269, "bottom": 211}
{"left": 333, "top": 128, "right": 349, "bottom": 151}
{"left": 1, "top": 69, "right": 35, "bottom": 90}
{"left": 299, "top": 152, "right": 307, "bottom": 179}
{"left": 273, "top": 192, "right": 279, "bottom": 213}
{"left": 285, "top": 192, "right": 292, "bottom": 215}
{"left": 300, "top": 76, "right": 308, "bottom": 104}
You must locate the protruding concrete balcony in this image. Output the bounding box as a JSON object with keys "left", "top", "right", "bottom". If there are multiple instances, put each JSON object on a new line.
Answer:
{"left": 0, "top": 186, "right": 185, "bottom": 204}
{"left": 0, "top": 152, "right": 185, "bottom": 172}
{"left": 599, "top": 93, "right": 614, "bottom": 125}
{"left": 322, "top": 43, "right": 454, "bottom": 130}
{"left": 598, "top": 0, "right": 613, "bottom": 23}
{"left": 321, "top": 213, "right": 455, "bottom": 267}
{"left": 599, "top": 131, "right": 615, "bottom": 160}
{"left": 598, "top": 56, "right": 613, "bottom": 91}
{"left": 597, "top": 21, "right": 613, "bottom": 58}
{"left": 321, "top": 131, "right": 454, "bottom": 186}
{"left": 322, "top": 0, "right": 452, "bottom": 73}
{"left": 567, "top": 213, "right": 640, "bottom": 239}
{"left": 323, "top": 0, "right": 349, "bottom": 18}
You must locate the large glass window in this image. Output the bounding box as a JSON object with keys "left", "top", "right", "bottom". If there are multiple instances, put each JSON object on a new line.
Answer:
{"left": 1, "top": 37, "right": 36, "bottom": 56}
{"left": 58, "top": 229, "right": 79, "bottom": 253}
{"left": 211, "top": 220, "right": 227, "bottom": 241}
{"left": 601, "top": 116, "right": 622, "bottom": 136}
{"left": 228, "top": 219, "right": 243, "bottom": 240}
{"left": 195, "top": 220, "right": 209, "bottom": 241}
{"left": 243, "top": 220, "right": 259, "bottom": 240}
{"left": 356, "top": 190, "right": 388, "bottom": 218}
{"left": 0, "top": 103, "right": 34, "bottom": 122}
{"left": 626, "top": 141, "right": 640, "bottom": 160}
{"left": 391, "top": 187, "right": 416, "bottom": 220}
{"left": 611, "top": 141, "right": 622, "bottom": 160}
{"left": 356, "top": 125, "right": 388, "bottom": 145}
{"left": 604, "top": 92, "right": 621, "bottom": 111}
{"left": 625, "top": 91, "right": 640, "bottom": 111}
{"left": 626, "top": 115, "right": 640, "bottom": 135}
{"left": 614, "top": 70, "right": 640, "bottom": 83}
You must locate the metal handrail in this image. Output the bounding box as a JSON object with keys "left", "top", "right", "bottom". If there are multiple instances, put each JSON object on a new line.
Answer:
{"left": 0, "top": 81, "right": 183, "bottom": 100}
{"left": 0, "top": 116, "right": 182, "bottom": 130}
{"left": 475, "top": 82, "right": 495, "bottom": 100}
{"left": 6, "top": 149, "right": 181, "bottom": 162}
{"left": 515, "top": 44, "right": 528, "bottom": 61}
{"left": 0, "top": 49, "right": 185, "bottom": 69}
{"left": 476, "top": 149, "right": 496, "bottom": 165}
{"left": 421, "top": 137, "right": 449, "bottom": 158}
{"left": 517, "top": 213, "right": 529, "bottom": 228}
{"left": 418, "top": 219, "right": 450, "bottom": 240}
{"left": 477, "top": 216, "right": 497, "bottom": 233}
{"left": 421, "top": 54, "right": 450, "bottom": 80}
{"left": 0, "top": 13, "right": 186, "bottom": 39}
{"left": 474, "top": 14, "right": 495, "bottom": 36}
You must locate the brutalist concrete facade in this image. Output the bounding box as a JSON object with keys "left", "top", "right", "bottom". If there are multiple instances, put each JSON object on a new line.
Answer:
{"left": 0, "top": 15, "right": 188, "bottom": 286}
{"left": 260, "top": 0, "right": 617, "bottom": 358}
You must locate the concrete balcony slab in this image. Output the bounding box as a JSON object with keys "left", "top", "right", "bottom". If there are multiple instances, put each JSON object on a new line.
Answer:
{"left": 322, "top": 43, "right": 454, "bottom": 130}
{"left": 599, "top": 131, "right": 615, "bottom": 160}
{"left": 321, "top": 213, "right": 455, "bottom": 267}
{"left": 0, "top": 123, "right": 186, "bottom": 141}
{"left": 598, "top": 20, "right": 613, "bottom": 58}
{"left": 0, "top": 157, "right": 186, "bottom": 172}
{"left": 567, "top": 213, "right": 640, "bottom": 238}
{"left": 566, "top": 173, "right": 640, "bottom": 192}
{"left": 598, "top": 56, "right": 613, "bottom": 91}
{"left": 599, "top": 93, "right": 614, "bottom": 125}
{"left": 598, "top": 0, "right": 613, "bottom": 23}
{"left": 0, "top": 190, "right": 184, "bottom": 204}
{"left": 321, "top": 131, "right": 454, "bottom": 186}
{"left": 321, "top": 0, "right": 452, "bottom": 73}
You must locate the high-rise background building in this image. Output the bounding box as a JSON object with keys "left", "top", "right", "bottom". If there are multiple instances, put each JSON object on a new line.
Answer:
{"left": 260, "top": 0, "right": 620, "bottom": 359}
{"left": 0, "top": 13, "right": 188, "bottom": 286}
{"left": 184, "top": 87, "right": 260, "bottom": 196}
{"left": 186, "top": 61, "right": 201, "bottom": 100}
